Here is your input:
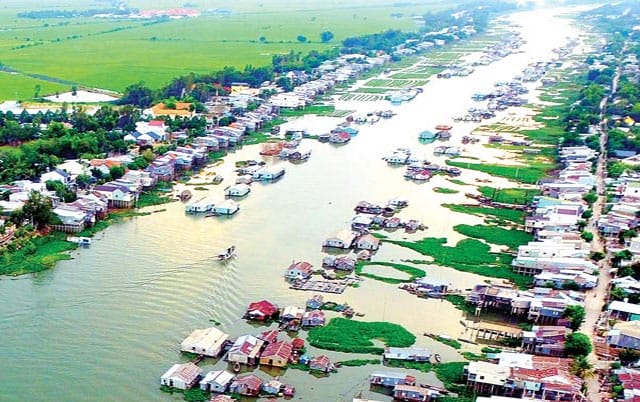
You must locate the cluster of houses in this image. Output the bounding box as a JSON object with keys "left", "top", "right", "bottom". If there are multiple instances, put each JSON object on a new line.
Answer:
{"left": 464, "top": 352, "right": 587, "bottom": 401}
{"left": 160, "top": 301, "right": 336, "bottom": 399}
{"left": 466, "top": 281, "right": 582, "bottom": 343}
{"left": 514, "top": 146, "right": 600, "bottom": 290}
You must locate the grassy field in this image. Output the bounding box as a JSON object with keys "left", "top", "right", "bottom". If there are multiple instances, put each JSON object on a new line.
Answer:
{"left": 0, "top": 0, "right": 451, "bottom": 96}
{"left": 446, "top": 160, "right": 551, "bottom": 184}
{"left": 0, "top": 72, "right": 70, "bottom": 101}
{"left": 477, "top": 186, "right": 540, "bottom": 205}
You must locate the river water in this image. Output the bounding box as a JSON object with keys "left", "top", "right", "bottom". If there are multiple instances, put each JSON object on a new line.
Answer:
{"left": 0, "top": 8, "right": 585, "bottom": 402}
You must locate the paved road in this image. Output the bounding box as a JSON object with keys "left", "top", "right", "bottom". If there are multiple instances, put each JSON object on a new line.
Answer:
{"left": 580, "top": 41, "right": 624, "bottom": 400}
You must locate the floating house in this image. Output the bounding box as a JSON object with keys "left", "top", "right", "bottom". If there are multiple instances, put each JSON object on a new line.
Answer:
{"left": 224, "top": 184, "right": 251, "bottom": 197}
{"left": 227, "top": 335, "right": 265, "bottom": 365}
{"left": 199, "top": 370, "right": 235, "bottom": 393}
{"left": 323, "top": 230, "right": 358, "bottom": 249}
{"left": 253, "top": 166, "right": 285, "bottom": 181}
{"left": 284, "top": 261, "right": 314, "bottom": 280}
{"left": 180, "top": 327, "right": 229, "bottom": 357}
{"left": 302, "top": 310, "right": 326, "bottom": 327}
{"left": 393, "top": 384, "right": 437, "bottom": 401}
{"left": 246, "top": 300, "right": 279, "bottom": 321}
{"left": 212, "top": 199, "right": 239, "bottom": 215}
{"left": 229, "top": 374, "right": 263, "bottom": 397}
{"left": 384, "top": 347, "right": 431, "bottom": 362}
{"left": 419, "top": 130, "right": 437, "bottom": 140}
{"left": 185, "top": 197, "right": 215, "bottom": 213}
{"left": 370, "top": 371, "right": 416, "bottom": 388}
{"left": 160, "top": 362, "right": 202, "bottom": 390}
{"left": 355, "top": 234, "right": 381, "bottom": 251}
{"left": 309, "top": 355, "right": 334, "bottom": 373}
{"left": 281, "top": 305, "right": 305, "bottom": 331}
{"left": 306, "top": 294, "right": 324, "bottom": 310}
{"left": 259, "top": 340, "right": 293, "bottom": 368}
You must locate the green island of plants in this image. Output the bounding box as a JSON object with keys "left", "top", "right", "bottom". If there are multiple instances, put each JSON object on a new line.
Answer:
{"left": 434, "top": 187, "right": 460, "bottom": 194}
{"left": 446, "top": 160, "right": 550, "bottom": 184}
{"left": 443, "top": 204, "right": 524, "bottom": 224}
{"left": 477, "top": 186, "right": 540, "bottom": 205}
{"left": 453, "top": 224, "right": 533, "bottom": 250}
{"left": 355, "top": 261, "right": 426, "bottom": 284}
{"left": 386, "top": 237, "right": 532, "bottom": 289}
{"left": 307, "top": 317, "right": 416, "bottom": 354}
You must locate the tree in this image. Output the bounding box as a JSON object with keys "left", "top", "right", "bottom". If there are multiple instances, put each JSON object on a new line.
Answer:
{"left": 22, "top": 191, "right": 53, "bottom": 230}
{"left": 119, "top": 82, "right": 155, "bottom": 108}
{"left": 296, "top": 35, "right": 307, "bottom": 43}
{"left": 581, "top": 231, "right": 594, "bottom": 242}
{"left": 570, "top": 355, "right": 593, "bottom": 379}
{"left": 564, "top": 333, "right": 592, "bottom": 357}
{"left": 75, "top": 174, "right": 92, "bottom": 189}
{"left": 45, "top": 180, "right": 76, "bottom": 203}
{"left": 320, "top": 31, "right": 334, "bottom": 43}
{"left": 71, "top": 85, "right": 78, "bottom": 96}
{"left": 109, "top": 165, "right": 125, "bottom": 180}
{"left": 619, "top": 348, "right": 640, "bottom": 366}
{"left": 563, "top": 305, "right": 586, "bottom": 331}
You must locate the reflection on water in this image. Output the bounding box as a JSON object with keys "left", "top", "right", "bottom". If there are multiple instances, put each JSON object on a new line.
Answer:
{"left": 0, "top": 8, "right": 585, "bottom": 402}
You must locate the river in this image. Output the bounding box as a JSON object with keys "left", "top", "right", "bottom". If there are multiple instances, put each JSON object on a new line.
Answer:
{"left": 0, "top": 7, "right": 586, "bottom": 402}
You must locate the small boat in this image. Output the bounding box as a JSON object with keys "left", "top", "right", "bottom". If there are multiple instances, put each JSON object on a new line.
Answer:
{"left": 434, "top": 354, "right": 442, "bottom": 363}
{"left": 217, "top": 245, "right": 236, "bottom": 261}
{"left": 179, "top": 189, "right": 192, "bottom": 201}
{"left": 233, "top": 362, "right": 241, "bottom": 373}
{"left": 67, "top": 236, "right": 92, "bottom": 246}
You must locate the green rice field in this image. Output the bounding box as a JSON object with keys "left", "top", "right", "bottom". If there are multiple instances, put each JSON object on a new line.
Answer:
{"left": 0, "top": 0, "right": 451, "bottom": 98}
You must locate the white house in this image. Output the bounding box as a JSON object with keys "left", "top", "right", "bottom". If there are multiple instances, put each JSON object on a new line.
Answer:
{"left": 227, "top": 335, "right": 264, "bottom": 365}
{"left": 160, "top": 362, "right": 202, "bottom": 390}
{"left": 323, "top": 230, "right": 358, "bottom": 249}
{"left": 224, "top": 184, "right": 251, "bottom": 197}
{"left": 180, "top": 327, "right": 229, "bottom": 357}
{"left": 212, "top": 199, "right": 239, "bottom": 215}
{"left": 199, "top": 370, "right": 235, "bottom": 393}
{"left": 355, "top": 234, "right": 380, "bottom": 250}
{"left": 41, "top": 169, "right": 72, "bottom": 186}
{"left": 270, "top": 93, "right": 305, "bottom": 108}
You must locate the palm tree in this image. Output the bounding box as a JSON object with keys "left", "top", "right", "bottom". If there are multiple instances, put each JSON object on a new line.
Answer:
{"left": 571, "top": 355, "right": 594, "bottom": 379}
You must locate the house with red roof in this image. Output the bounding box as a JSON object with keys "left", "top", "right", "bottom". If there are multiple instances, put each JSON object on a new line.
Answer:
{"left": 229, "top": 374, "right": 263, "bottom": 396}
{"left": 259, "top": 340, "right": 293, "bottom": 367}
{"left": 284, "top": 261, "right": 313, "bottom": 280}
{"left": 309, "top": 355, "right": 334, "bottom": 373}
{"left": 246, "top": 300, "right": 279, "bottom": 321}
{"left": 302, "top": 310, "right": 326, "bottom": 327}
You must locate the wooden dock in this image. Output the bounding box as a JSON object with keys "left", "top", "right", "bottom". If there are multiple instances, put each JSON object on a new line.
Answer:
{"left": 290, "top": 278, "right": 361, "bottom": 294}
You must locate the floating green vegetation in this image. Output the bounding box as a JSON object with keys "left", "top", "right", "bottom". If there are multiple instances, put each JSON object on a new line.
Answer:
{"left": 386, "top": 238, "right": 532, "bottom": 289}
{"left": 453, "top": 224, "right": 533, "bottom": 250}
{"left": 386, "top": 360, "right": 468, "bottom": 394}
{"left": 478, "top": 186, "right": 540, "bottom": 205}
{"left": 434, "top": 336, "right": 461, "bottom": 350}
{"left": 447, "top": 179, "right": 468, "bottom": 186}
{"left": 433, "top": 187, "right": 459, "bottom": 194}
{"left": 443, "top": 204, "right": 524, "bottom": 224}
{"left": 355, "top": 261, "right": 425, "bottom": 284}
{"left": 0, "top": 232, "right": 77, "bottom": 276}
{"left": 137, "top": 190, "right": 174, "bottom": 208}
{"left": 444, "top": 295, "right": 476, "bottom": 315}
{"left": 461, "top": 351, "right": 487, "bottom": 361}
{"left": 446, "top": 160, "right": 550, "bottom": 184}
{"left": 308, "top": 318, "right": 416, "bottom": 354}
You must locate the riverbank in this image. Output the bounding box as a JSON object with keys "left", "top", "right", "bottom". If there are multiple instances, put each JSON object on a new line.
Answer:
{"left": 0, "top": 8, "right": 595, "bottom": 402}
